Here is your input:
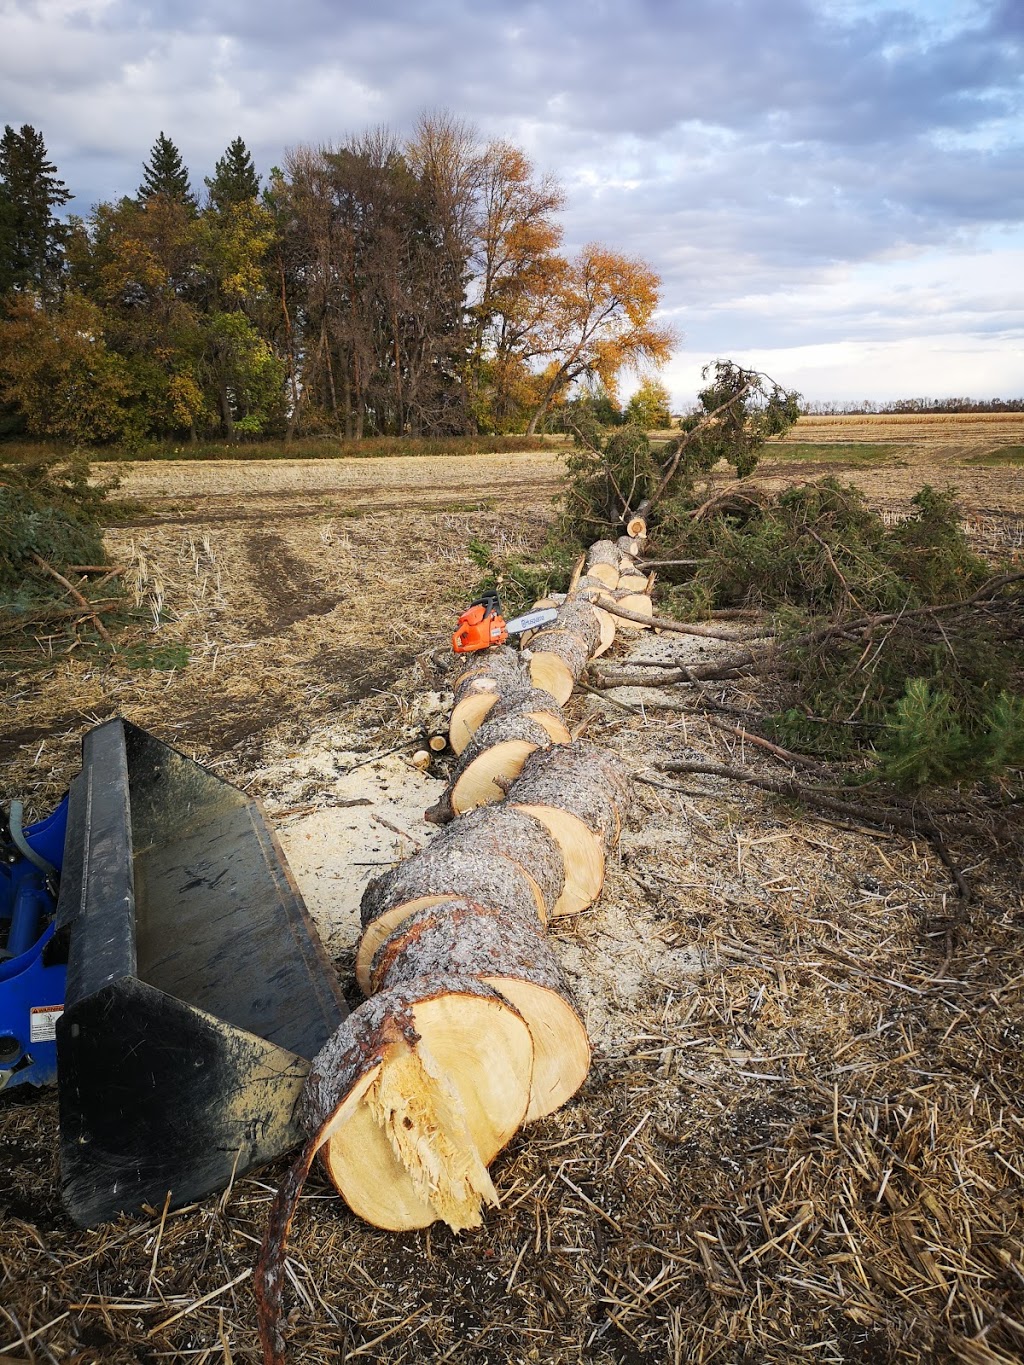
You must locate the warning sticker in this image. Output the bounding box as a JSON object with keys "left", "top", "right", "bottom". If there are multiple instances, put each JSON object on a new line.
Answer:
{"left": 29, "top": 1004, "right": 63, "bottom": 1043}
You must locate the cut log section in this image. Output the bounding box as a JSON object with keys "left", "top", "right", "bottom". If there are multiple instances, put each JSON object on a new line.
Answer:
{"left": 313, "top": 979, "right": 532, "bottom": 1231}
{"left": 309, "top": 978, "right": 532, "bottom": 1231}
{"left": 255, "top": 976, "right": 534, "bottom": 1361}
{"left": 617, "top": 573, "right": 649, "bottom": 593}
{"left": 526, "top": 599, "right": 601, "bottom": 705}
{"left": 584, "top": 539, "right": 621, "bottom": 589}
{"left": 369, "top": 901, "right": 590, "bottom": 1122}
{"left": 626, "top": 515, "right": 648, "bottom": 539}
{"left": 510, "top": 804, "right": 604, "bottom": 917}
{"left": 426, "top": 712, "right": 560, "bottom": 825}
{"left": 489, "top": 686, "right": 570, "bottom": 743}
{"left": 506, "top": 741, "right": 633, "bottom": 848}
{"left": 357, "top": 803, "right": 566, "bottom": 992}
{"left": 451, "top": 682, "right": 569, "bottom": 757}
{"left": 591, "top": 606, "right": 617, "bottom": 658}
{"left": 450, "top": 643, "right": 525, "bottom": 697}
{"left": 595, "top": 589, "right": 653, "bottom": 630}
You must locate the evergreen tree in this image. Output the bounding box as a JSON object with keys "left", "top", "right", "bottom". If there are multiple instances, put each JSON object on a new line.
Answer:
{"left": 138, "top": 132, "right": 195, "bottom": 207}
{"left": 0, "top": 124, "right": 72, "bottom": 299}
{"left": 205, "top": 136, "right": 260, "bottom": 211}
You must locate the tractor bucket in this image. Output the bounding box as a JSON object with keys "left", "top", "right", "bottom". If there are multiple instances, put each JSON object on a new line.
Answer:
{"left": 53, "top": 718, "right": 348, "bottom": 1227}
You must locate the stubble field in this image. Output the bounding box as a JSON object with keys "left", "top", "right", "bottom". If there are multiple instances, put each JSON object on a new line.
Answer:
{"left": 1, "top": 412, "right": 1023, "bottom": 1364}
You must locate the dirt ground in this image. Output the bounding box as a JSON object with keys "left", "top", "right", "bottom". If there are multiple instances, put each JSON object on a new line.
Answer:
{"left": 1, "top": 414, "right": 1023, "bottom": 1364}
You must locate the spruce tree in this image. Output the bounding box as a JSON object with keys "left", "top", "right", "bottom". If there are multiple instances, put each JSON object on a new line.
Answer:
{"left": 138, "top": 132, "right": 195, "bottom": 207}
{"left": 205, "top": 136, "right": 260, "bottom": 211}
{"left": 0, "top": 124, "right": 72, "bottom": 299}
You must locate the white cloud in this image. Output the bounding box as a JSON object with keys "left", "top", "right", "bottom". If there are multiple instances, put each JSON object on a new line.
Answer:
{"left": 661, "top": 334, "right": 1024, "bottom": 406}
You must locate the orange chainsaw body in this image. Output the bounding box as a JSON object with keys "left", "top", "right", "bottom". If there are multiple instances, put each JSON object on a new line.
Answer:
{"left": 452, "top": 596, "right": 509, "bottom": 654}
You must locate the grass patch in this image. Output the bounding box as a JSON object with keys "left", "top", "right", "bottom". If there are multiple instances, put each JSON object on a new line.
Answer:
{"left": 764, "top": 442, "right": 897, "bottom": 464}
{"left": 2, "top": 435, "right": 551, "bottom": 465}
{"left": 964, "top": 445, "right": 1024, "bottom": 466}
{"left": 119, "top": 638, "right": 190, "bottom": 671}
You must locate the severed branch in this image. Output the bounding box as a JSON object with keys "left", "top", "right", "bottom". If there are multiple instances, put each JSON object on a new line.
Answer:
{"left": 801, "top": 570, "right": 1024, "bottom": 650}
{"left": 635, "top": 559, "right": 707, "bottom": 569}
{"left": 706, "top": 716, "right": 834, "bottom": 778}
{"left": 632, "top": 380, "right": 757, "bottom": 523}
{"left": 597, "top": 598, "right": 771, "bottom": 642}
{"left": 650, "top": 756, "right": 971, "bottom": 900}
{"left": 29, "top": 554, "right": 114, "bottom": 647}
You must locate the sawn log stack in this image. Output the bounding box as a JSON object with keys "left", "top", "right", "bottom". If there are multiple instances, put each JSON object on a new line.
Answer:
{"left": 256, "top": 533, "right": 653, "bottom": 1364}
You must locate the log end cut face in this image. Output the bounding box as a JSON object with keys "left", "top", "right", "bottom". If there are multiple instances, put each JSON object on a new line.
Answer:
{"left": 486, "top": 976, "right": 590, "bottom": 1122}
{"left": 512, "top": 803, "right": 605, "bottom": 917}
{"left": 450, "top": 738, "right": 540, "bottom": 815}
{"left": 318, "top": 986, "right": 533, "bottom": 1232}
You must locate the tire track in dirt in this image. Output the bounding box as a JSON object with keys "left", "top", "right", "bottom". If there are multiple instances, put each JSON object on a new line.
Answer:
{"left": 243, "top": 531, "right": 340, "bottom": 633}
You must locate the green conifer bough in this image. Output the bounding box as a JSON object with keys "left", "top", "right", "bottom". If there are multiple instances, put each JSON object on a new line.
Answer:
{"left": 206, "top": 137, "right": 260, "bottom": 211}
{"left": 0, "top": 123, "right": 71, "bottom": 299}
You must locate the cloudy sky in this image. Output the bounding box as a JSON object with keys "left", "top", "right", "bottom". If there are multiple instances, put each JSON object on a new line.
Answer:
{"left": 3, "top": 0, "right": 1022, "bottom": 405}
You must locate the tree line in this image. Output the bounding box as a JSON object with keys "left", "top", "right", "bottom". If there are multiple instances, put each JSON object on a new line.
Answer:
{"left": 0, "top": 118, "right": 675, "bottom": 445}
{"left": 803, "top": 397, "right": 1023, "bottom": 415}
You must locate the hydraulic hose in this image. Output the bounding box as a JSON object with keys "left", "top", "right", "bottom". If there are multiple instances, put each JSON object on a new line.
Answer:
{"left": 7, "top": 801, "right": 60, "bottom": 881}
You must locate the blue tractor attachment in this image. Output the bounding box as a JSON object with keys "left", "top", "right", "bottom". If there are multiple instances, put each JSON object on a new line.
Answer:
{"left": 0, "top": 796, "right": 69, "bottom": 1089}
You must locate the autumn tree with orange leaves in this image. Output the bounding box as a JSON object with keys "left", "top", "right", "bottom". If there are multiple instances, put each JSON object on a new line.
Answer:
{"left": 520, "top": 245, "right": 676, "bottom": 433}
{"left": 0, "top": 116, "right": 677, "bottom": 442}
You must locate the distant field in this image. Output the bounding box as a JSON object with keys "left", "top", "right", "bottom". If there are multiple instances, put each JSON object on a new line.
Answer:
{"left": 0, "top": 433, "right": 551, "bottom": 465}
{"left": 766, "top": 441, "right": 895, "bottom": 464}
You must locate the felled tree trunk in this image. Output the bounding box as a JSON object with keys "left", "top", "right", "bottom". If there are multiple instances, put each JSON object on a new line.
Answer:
{"left": 584, "top": 539, "right": 621, "bottom": 588}
{"left": 450, "top": 682, "right": 569, "bottom": 757}
{"left": 356, "top": 803, "right": 566, "bottom": 993}
{"left": 506, "top": 741, "right": 632, "bottom": 916}
{"left": 257, "top": 533, "right": 649, "bottom": 1365}
{"left": 526, "top": 598, "right": 602, "bottom": 704}
{"left": 368, "top": 899, "right": 590, "bottom": 1123}
{"left": 255, "top": 975, "right": 534, "bottom": 1360}
{"left": 448, "top": 646, "right": 529, "bottom": 754}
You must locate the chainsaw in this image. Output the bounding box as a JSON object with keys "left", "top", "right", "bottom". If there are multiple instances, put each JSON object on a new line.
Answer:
{"left": 452, "top": 593, "right": 558, "bottom": 654}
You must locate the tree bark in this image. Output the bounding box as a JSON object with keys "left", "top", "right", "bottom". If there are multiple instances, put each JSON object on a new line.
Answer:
{"left": 507, "top": 741, "right": 632, "bottom": 848}
{"left": 357, "top": 803, "right": 566, "bottom": 992}
{"left": 525, "top": 598, "right": 602, "bottom": 704}
{"left": 585, "top": 539, "right": 621, "bottom": 589}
